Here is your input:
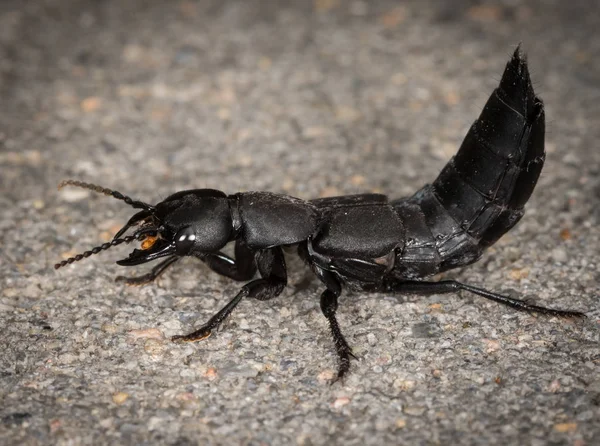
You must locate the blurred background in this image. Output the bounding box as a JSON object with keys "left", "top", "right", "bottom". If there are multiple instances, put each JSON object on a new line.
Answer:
{"left": 1, "top": 1, "right": 599, "bottom": 444}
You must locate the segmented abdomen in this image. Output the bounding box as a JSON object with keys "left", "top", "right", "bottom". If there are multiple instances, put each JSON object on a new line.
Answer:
{"left": 391, "top": 47, "right": 545, "bottom": 279}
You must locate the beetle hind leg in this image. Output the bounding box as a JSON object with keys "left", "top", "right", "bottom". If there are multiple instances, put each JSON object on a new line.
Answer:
{"left": 384, "top": 279, "right": 586, "bottom": 318}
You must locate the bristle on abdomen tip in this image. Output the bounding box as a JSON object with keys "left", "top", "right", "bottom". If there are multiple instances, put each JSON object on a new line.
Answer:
{"left": 513, "top": 43, "right": 525, "bottom": 59}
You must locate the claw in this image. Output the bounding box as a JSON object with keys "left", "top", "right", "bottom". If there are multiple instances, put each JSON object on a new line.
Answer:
{"left": 115, "top": 275, "right": 154, "bottom": 287}
{"left": 554, "top": 310, "right": 587, "bottom": 319}
{"left": 330, "top": 348, "right": 357, "bottom": 385}
{"left": 525, "top": 305, "right": 587, "bottom": 319}
{"left": 171, "top": 329, "right": 212, "bottom": 343}
{"left": 330, "top": 367, "right": 349, "bottom": 386}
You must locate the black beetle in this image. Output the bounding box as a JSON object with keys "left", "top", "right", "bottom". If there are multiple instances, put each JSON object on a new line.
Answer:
{"left": 56, "top": 47, "right": 584, "bottom": 380}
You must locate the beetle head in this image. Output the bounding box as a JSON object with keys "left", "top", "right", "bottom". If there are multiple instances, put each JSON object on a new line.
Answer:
{"left": 55, "top": 181, "right": 233, "bottom": 269}
{"left": 116, "top": 189, "right": 233, "bottom": 265}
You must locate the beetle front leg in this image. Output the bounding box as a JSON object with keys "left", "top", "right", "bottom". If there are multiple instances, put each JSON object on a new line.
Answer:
{"left": 117, "top": 241, "right": 257, "bottom": 286}
{"left": 115, "top": 256, "right": 180, "bottom": 286}
{"left": 172, "top": 247, "right": 287, "bottom": 342}
{"left": 196, "top": 240, "right": 257, "bottom": 281}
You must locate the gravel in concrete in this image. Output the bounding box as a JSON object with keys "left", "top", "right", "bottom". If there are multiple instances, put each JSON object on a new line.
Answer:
{"left": 1, "top": 1, "right": 599, "bottom": 444}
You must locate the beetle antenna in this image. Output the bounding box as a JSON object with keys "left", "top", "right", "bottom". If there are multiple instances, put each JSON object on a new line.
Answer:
{"left": 58, "top": 180, "right": 155, "bottom": 211}
{"left": 54, "top": 235, "right": 138, "bottom": 269}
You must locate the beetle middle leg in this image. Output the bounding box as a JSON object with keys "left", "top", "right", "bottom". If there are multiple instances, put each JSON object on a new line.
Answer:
{"left": 384, "top": 279, "right": 586, "bottom": 318}
{"left": 320, "top": 289, "right": 357, "bottom": 382}
{"left": 172, "top": 247, "right": 287, "bottom": 343}
{"left": 315, "top": 267, "right": 357, "bottom": 382}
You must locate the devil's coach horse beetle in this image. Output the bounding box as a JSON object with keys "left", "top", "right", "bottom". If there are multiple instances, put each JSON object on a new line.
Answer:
{"left": 55, "top": 47, "right": 584, "bottom": 380}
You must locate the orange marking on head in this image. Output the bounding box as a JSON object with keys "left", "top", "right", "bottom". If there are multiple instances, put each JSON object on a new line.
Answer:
{"left": 141, "top": 236, "right": 158, "bottom": 250}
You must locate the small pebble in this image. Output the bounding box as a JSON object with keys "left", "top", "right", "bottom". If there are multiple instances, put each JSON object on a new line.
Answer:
{"left": 366, "top": 332, "right": 377, "bottom": 346}
{"left": 112, "top": 392, "right": 129, "bottom": 405}
{"left": 80, "top": 96, "right": 102, "bottom": 112}
{"left": 332, "top": 396, "right": 351, "bottom": 409}
{"left": 49, "top": 419, "right": 62, "bottom": 433}
{"left": 59, "top": 188, "right": 90, "bottom": 202}
{"left": 552, "top": 248, "right": 568, "bottom": 263}
{"left": 204, "top": 368, "right": 218, "bottom": 380}
{"left": 144, "top": 339, "right": 166, "bottom": 356}
{"left": 175, "top": 392, "right": 196, "bottom": 402}
{"left": 128, "top": 328, "right": 164, "bottom": 341}
{"left": 553, "top": 422, "right": 577, "bottom": 433}
{"left": 560, "top": 228, "right": 572, "bottom": 240}
{"left": 318, "top": 370, "right": 335, "bottom": 382}
{"left": 484, "top": 339, "right": 501, "bottom": 353}
{"left": 32, "top": 199, "right": 45, "bottom": 209}
{"left": 548, "top": 379, "right": 561, "bottom": 392}
{"left": 393, "top": 379, "right": 416, "bottom": 391}
{"left": 509, "top": 268, "right": 529, "bottom": 280}
{"left": 101, "top": 323, "right": 119, "bottom": 334}
{"left": 403, "top": 406, "right": 426, "bottom": 416}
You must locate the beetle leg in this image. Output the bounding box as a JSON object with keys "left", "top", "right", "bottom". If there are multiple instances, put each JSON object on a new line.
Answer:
{"left": 320, "top": 290, "right": 358, "bottom": 382}
{"left": 195, "top": 240, "right": 257, "bottom": 281}
{"left": 384, "top": 279, "right": 586, "bottom": 318}
{"left": 115, "top": 256, "right": 179, "bottom": 286}
{"left": 315, "top": 268, "right": 357, "bottom": 382}
{"left": 172, "top": 288, "right": 246, "bottom": 342}
{"left": 172, "top": 247, "right": 286, "bottom": 343}
{"left": 117, "top": 241, "right": 256, "bottom": 287}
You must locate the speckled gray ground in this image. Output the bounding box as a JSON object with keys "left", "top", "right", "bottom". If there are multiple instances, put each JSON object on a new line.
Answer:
{"left": 1, "top": 0, "right": 599, "bottom": 445}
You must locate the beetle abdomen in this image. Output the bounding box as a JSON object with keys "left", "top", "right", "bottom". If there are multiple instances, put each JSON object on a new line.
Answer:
{"left": 389, "top": 48, "right": 544, "bottom": 278}
{"left": 392, "top": 48, "right": 545, "bottom": 278}
{"left": 431, "top": 48, "right": 545, "bottom": 248}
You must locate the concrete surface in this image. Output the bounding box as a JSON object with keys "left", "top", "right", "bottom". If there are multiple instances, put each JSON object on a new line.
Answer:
{"left": 1, "top": 0, "right": 599, "bottom": 444}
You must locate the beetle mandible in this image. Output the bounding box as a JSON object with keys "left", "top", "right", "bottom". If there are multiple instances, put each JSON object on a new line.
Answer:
{"left": 55, "top": 47, "right": 584, "bottom": 380}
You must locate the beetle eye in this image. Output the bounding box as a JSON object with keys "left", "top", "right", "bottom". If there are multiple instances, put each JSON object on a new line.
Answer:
{"left": 174, "top": 227, "right": 196, "bottom": 255}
